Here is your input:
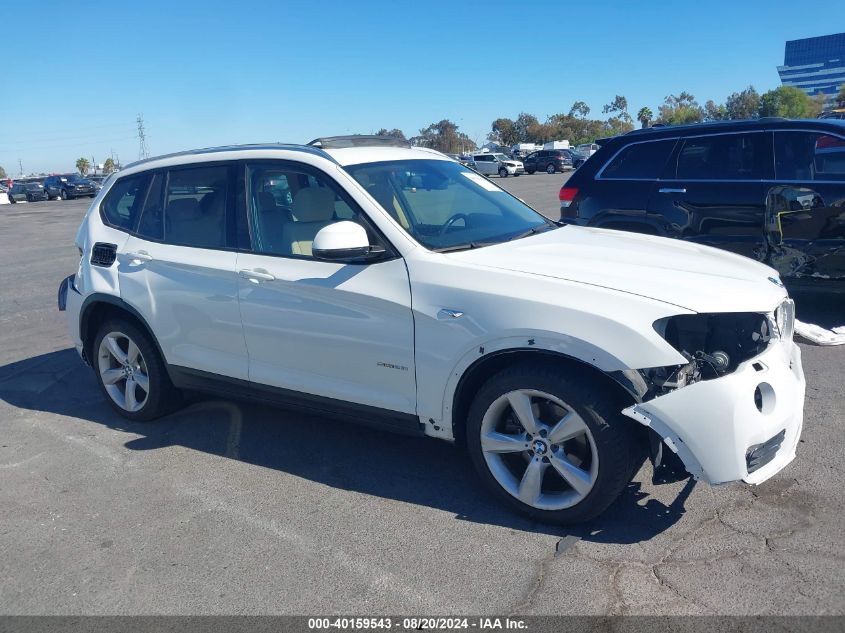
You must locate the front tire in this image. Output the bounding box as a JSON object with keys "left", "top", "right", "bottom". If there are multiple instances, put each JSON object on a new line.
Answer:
{"left": 499, "top": 168, "right": 508, "bottom": 178}
{"left": 93, "top": 320, "right": 180, "bottom": 421}
{"left": 466, "top": 363, "right": 638, "bottom": 524}
{"left": 60, "top": 189, "right": 68, "bottom": 200}
{"left": 546, "top": 164, "right": 556, "bottom": 174}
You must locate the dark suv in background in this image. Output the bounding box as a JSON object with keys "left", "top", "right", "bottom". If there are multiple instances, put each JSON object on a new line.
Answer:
{"left": 524, "top": 149, "right": 573, "bottom": 174}
{"left": 559, "top": 118, "right": 845, "bottom": 290}
{"left": 44, "top": 174, "right": 97, "bottom": 200}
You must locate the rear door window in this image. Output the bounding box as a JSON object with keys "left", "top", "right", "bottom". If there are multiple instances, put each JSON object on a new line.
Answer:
{"left": 600, "top": 139, "right": 677, "bottom": 179}
{"left": 163, "top": 165, "right": 230, "bottom": 249}
{"left": 774, "top": 131, "right": 845, "bottom": 181}
{"left": 675, "top": 133, "right": 768, "bottom": 180}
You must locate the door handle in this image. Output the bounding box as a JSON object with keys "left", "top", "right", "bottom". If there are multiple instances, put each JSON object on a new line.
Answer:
{"left": 238, "top": 269, "right": 276, "bottom": 283}
{"left": 437, "top": 308, "right": 464, "bottom": 320}
{"left": 126, "top": 251, "right": 153, "bottom": 263}
{"left": 658, "top": 187, "right": 687, "bottom": 194}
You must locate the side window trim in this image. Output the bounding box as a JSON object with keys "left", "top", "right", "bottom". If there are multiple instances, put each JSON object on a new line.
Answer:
{"left": 243, "top": 159, "right": 399, "bottom": 263}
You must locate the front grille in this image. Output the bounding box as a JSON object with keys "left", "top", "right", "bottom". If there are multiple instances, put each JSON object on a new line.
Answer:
{"left": 746, "top": 429, "right": 786, "bottom": 474}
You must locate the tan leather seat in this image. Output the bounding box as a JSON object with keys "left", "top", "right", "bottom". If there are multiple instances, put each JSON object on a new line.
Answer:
{"left": 166, "top": 197, "right": 224, "bottom": 247}
{"left": 281, "top": 187, "right": 336, "bottom": 256}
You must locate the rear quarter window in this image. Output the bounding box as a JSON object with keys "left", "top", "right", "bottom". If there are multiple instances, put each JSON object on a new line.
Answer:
{"left": 600, "top": 139, "right": 677, "bottom": 179}
{"left": 100, "top": 174, "right": 148, "bottom": 230}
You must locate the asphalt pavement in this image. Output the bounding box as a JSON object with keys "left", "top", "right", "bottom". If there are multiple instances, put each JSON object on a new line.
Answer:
{"left": 0, "top": 193, "right": 843, "bottom": 615}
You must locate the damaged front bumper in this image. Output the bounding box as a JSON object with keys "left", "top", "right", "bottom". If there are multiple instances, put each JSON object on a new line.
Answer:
{"left": 623, "top": 339, "right": 805, "bottom": 485}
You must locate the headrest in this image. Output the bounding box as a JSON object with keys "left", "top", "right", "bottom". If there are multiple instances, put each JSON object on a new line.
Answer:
{"left": 168, "top": 197, "right": 201, "bottom": 220}
{"left": 292, "top": 187, "right": 335, "bottom": 222}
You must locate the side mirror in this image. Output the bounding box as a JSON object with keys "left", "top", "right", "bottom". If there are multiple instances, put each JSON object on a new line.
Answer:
{"left": 312, "top": 221, "right": 385, "bottom": 262}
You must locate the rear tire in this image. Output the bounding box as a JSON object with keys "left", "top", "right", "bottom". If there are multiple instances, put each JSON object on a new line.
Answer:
{"left": 93, "top": 319, "right": 180, "bottom": 421}
{"left": 527, "top": 168, "right": 535, "bottom": 175}
{"left": 466, "top": 363, "right": 638, "bottom": 524}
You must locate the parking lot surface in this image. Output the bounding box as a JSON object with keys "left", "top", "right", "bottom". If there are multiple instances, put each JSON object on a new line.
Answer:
{"left": 1, "top": 194, "right": 843, "bottom": 615}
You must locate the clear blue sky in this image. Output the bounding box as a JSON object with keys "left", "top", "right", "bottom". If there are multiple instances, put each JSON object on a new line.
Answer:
{"left": 3, "top": 0, "right": 844, "bottom": 174}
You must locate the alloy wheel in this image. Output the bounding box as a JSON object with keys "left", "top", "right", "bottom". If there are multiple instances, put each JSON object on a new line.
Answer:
{"left": 480, "top": 389, "right": 598, "bottom": 510}
{"left": 97, "top": 331, "right": 150, "bottom": 412}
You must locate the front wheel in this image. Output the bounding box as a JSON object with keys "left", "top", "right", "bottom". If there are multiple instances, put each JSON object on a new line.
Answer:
{"left": 93, "top": 320, "right": 180, "bottom": 421}
{"left": 546, "top": 164, "right": 556, "bottom": 174}
{"left": 60, "top": 189, "right": 68, "bottom": 200}
{"left": 466, "top": 363, "right": 638, "bottom": 524}
{"left": 499, "top": 168, "right": 508, "bottom": 178}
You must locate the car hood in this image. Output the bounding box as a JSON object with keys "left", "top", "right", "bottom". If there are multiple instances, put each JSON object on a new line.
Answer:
{"left": 448, "top": 225, "right": 787, "bottom": 313}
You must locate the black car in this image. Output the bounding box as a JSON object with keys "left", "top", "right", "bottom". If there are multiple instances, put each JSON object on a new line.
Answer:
{"left": 523, "top": 149, "right": 573, "bottom": 174}
{"left": 559, "top": 118, "right": 845, "bottom": 289}
{"left": 7, "top": 182, "right": 47, "bottom": 203}
{"left": 44, "top": 174, "right": 97, "bottom": 200}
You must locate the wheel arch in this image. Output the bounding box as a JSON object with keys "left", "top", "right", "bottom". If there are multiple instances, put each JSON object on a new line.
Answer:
{"left": 449, "top": 348, "right": 646, "bottom": 447}
{"left": 79, "top": 294, "right": 169, "bottom": 375}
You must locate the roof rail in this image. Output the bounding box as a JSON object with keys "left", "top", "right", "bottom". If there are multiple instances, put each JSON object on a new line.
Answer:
{"left": 124, "top": 143, "right": 337, "bottom": 170}
{"left": 308, "top": 135, "right": 411, "bottom": 149}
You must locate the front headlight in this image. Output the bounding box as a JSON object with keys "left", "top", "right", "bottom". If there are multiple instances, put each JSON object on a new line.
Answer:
{"left": 654, "top": 312, "right": 773, "bottom": 378}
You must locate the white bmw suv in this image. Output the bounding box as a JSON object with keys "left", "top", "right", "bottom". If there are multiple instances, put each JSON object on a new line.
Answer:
{"left": 58, "top": 135, "right": 805, "bottom": 523}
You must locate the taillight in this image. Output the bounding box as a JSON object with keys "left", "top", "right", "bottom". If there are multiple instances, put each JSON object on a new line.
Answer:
{"left": 559, "top": 186, "right": 578, "bottom": 207}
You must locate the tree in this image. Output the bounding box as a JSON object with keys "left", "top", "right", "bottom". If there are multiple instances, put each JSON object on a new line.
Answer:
{"left": 725, "top": 86, "right": 760, "bottom": 120}
{"left": 704, "top": 100, "right": 728, "bottom": 121}
{"left": 376, "top": 128, "right": 406, "bottom": 140}
{"left": 758, "top": 86, "right": 816, "bottom": 118}
{"left": 636, "top": 107, "right": 653, "bottom": 128}
{"left": 488, "top": 118, "right": 519, "bottom": 146}
{"left": 602, "top": 95, "right": 632, "bottom": 123}
{"left": 810, "top": 92, "right": 827, "bottom": 118}
{"left": 836, "top": 83, "right": 845, "bottom": 109}
{"left": 410, "top": 119, "right": 475, "bottom": 154}
{"left": 657, "top": 92, "right": 704, "bottom": 125}
{"left": 513, "top": 112, "right": 547, "bottom": 143}
{"left": 76, "top": 157, "right": 90, "bottom": 175}
{"left": 0, "top": 165, "right": 6, "bottom": 179}
{"left": 569, "top": 101, "right": 590, "bottom": 118}
{"left": 102, "top": 158, "right": 115, "bottom": 174}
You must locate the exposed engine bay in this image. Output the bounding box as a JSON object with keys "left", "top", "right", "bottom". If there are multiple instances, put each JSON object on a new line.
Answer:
{"left": 642, "top": 312, "right": 775, "bottom": 400}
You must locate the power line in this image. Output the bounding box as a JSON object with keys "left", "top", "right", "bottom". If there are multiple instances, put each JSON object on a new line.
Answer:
{"left": 137, "top": 114, "right": 149, "bottom": 160}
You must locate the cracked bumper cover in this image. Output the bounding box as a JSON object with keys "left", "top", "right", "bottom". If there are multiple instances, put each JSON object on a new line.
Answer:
{"left": 623, "top": 340, "right": 805, "bottom": 485}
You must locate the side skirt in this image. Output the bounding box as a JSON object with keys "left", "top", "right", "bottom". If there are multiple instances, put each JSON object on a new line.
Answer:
{"left": 168, "top": 366, "right": 425, "bottom": 437}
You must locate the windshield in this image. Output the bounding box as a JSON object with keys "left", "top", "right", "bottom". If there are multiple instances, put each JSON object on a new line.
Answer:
{"left": 493, "top": 153, "right": 509, "bottom": 162}
{"left": 67, "top": 175, "right": 87, "bottom": 183}
{"left": 345, "top": 159, "right": 555, "bottom": 251}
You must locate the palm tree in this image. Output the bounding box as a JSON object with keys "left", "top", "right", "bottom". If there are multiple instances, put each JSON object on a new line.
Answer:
{"left": 76, "top": 157, "right": 90, "bottom": 175}
{"left": 637, "top": 107, "right": 653, "bottom": 129}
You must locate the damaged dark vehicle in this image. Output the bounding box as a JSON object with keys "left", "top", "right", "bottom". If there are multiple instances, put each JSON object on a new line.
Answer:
{"left": 560, "top": 118, "right": 845, "bottom": 292}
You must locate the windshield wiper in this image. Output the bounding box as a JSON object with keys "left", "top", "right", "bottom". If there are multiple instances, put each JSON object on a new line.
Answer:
{"left": 506, "top": 222, "right": 557, "bottom": 242}
{"left": 434, "top": 241, "right": 495, "bottom": 253}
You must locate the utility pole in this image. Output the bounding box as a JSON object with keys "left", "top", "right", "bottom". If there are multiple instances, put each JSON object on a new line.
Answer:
{"left": 18, "top": 159, "right": 23, "bottom": 176}
{"left": 136, "top": 113, "right": 149, "bottom": 160}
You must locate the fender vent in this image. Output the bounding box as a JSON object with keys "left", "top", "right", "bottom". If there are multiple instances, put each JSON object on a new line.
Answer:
{"left": 91, "top": 243, "right": 117, "bottom": 267}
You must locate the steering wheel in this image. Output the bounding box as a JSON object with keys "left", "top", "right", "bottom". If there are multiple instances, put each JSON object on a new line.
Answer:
{"left": 439, "top": 213, "right": 469, "bottom": 236}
